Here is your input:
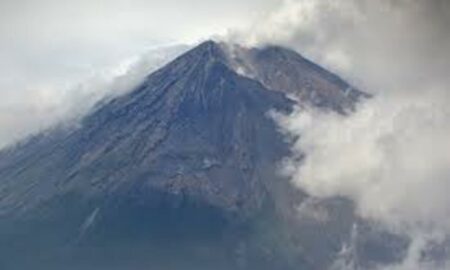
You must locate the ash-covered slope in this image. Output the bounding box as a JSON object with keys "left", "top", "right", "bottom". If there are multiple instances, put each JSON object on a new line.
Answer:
{"left": 0, "top": 41, "right": 375, "bottom": 270}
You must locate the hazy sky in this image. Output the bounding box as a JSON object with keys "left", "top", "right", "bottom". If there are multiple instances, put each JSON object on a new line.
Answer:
{"left": 0, "top": 0, "right": 279, "bottom": 87}
{"left": 0, "top": 0, "right": 277, "bottom": 76}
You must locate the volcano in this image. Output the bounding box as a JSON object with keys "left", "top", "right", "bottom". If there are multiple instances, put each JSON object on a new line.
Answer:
{"left": 0, "top": 41, "right": 392, "bottom": 270}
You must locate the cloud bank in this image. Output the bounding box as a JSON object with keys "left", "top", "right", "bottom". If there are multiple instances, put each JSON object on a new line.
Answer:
{"left": 243, "top": 0, "right": 450, "bottom": 269}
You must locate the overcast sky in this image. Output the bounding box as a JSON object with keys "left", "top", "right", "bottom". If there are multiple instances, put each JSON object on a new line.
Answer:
{"left": 0, "top": 0, "right": 278, "bottom": 68}
{"left": 0, "top": 0, "right": 278, "bottom": 88}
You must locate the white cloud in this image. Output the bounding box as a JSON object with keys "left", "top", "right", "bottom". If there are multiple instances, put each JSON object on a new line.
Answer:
{"left": 256, "top": 0, "right": 450, "bottom": 268}
{"left": 276, "top": 92, "right": 450, "bottom": 232}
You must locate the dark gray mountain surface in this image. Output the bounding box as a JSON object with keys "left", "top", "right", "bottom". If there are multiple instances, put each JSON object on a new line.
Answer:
{"left": 0, "top": 41, "right": 399, "bottom": 270}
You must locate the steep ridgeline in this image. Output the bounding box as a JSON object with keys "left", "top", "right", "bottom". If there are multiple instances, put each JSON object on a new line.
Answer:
{"left": 0, "top": 41, "right": 399, "bottom": 270}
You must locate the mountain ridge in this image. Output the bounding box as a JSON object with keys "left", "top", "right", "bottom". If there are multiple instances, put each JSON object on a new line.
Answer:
{"left": 0, "top": 40, "right": 296, "bottom": 217}
{"left": 0, "top": 40, "right": 377, "bottom": 270}
{"left": 0, "top": 40, "right": 365, "bottom": 217}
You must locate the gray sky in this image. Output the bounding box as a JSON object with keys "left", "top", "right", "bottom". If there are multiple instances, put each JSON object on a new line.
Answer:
{"left": 0, "top": 0, "right": 278, "bottom": 85}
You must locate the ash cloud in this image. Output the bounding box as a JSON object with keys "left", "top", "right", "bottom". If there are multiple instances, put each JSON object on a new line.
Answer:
{"left": 241, "top": 0, "right": 450, "bottom": 269}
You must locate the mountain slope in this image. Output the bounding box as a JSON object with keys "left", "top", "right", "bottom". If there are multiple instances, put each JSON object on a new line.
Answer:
{"left": 0, "top": 41, "right": 363, "bottom": 218}
{"left": 0, "top": 41, "right": 375, "bottom": 270}
{"left": 0, "top": 41, "right": 294, "bottom": 217}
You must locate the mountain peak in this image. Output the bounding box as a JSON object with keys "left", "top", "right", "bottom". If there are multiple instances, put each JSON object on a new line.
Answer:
{"left": 196, "top": 40, "right": 223, "bottom": 52}
{"left": 173, "top": 40, "right": 228, "bottom": 65}
{"left": 0, "top": 39, "right": 371, "bottom": 270}
{"left": 133, "top": 40, "right": 364, "bottom": 113}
